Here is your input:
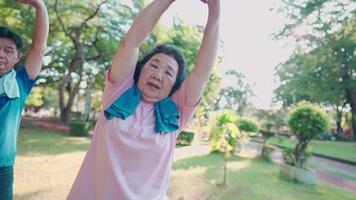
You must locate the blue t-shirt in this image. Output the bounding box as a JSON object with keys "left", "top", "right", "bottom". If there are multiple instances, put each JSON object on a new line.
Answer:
{"left": 0, "top": 67, "right": 36, "bottom": 167}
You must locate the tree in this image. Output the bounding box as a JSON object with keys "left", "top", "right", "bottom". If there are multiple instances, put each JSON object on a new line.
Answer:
{"left": 47, "top": 0, "right": 131, "bottom": 123}
{"left": 0, "top": 0, "right": 133, "bottom": 122}
{"left": 274, "top": 31, "right": 355, "bottom": 134}
{"left": 1, "top": 0, "right": 223, "bottom": 124}
{"left": 210, "top": 110, "right": 242, "bottom": 186}
{"left": 216, "top": 70, "right": 253, "bottom": 115}
{"left": 273, "top": 0, "right": 356, "bottom": 134}
{"left": 288, "top": 102, "right": 329, "bottom": 168}
{"left": 259, "top": 122, "right": 276, "bottom": 159}
{"left": 253, "top": 108, "right": 288, "bottom": 135}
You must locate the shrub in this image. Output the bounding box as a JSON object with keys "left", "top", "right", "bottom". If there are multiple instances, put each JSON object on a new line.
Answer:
{"left": 177, "top": 131, "right": 194, "bottom": 146}
{"left": 69, "top": 120, "right": 92, "bottom": 137}
{"left": 210, "top": 111, "right": 241, "bottom": 156}
{"left": 261, "top": 143, "right": 276, "bottom": 161}
{"left": 260, "top": 129, "right": 276, "bottom": 143}
{"left": 288, "top": 102, "right": 329, "bottom": 168}
{"left": 282, "top": 147, "right": 312, "bottom": 168}
{"left": 236, "top": 118, "right": 260, "bottom": 133}
{"left": 71, "top": 111, "right": 83, "bottom": 120}
{"left": 210, "top": 110, "right": 242, "bottom": 186}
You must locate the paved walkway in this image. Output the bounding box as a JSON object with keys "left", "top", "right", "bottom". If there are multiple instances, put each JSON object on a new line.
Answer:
{"left": 270, "top": 145, "right": 356, "bottom": 195}
{"left": 173, "top": 138, "right": 356, "bottom": 195}
{"left": 173, "top": 138, "right": 210, "bottom": 162}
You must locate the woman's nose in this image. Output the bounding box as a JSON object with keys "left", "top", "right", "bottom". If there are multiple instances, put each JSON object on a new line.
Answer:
{"left": 152, "top": 71, "right": 163, "bottom": 81}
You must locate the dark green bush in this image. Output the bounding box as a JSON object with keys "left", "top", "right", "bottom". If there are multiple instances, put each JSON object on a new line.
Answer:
{"left": 288, "top": 104, "right": 329, "bottom": 141}
{"left": 236, "top": 118, "right": 259, "bottom": 133}
{"left": 69, "top": 120, "right": 92, "bottom": 137}
{"left": 288, "top": 102, "right": 329, "bottom": 168}
{"left": 261, "top": 144, "right": 276, "bottom": 161}
{"left": 282, "top": 147, "right": 296, "bottom": 166}
{"left": 71, "top": 111, "right": 82, "bottom": 119}
{"left": 282, "top": 147, "right": 312, "bottom": 168}
{"left": 260, "top": 129, "right": 276, "bottom": 140}
{"left": 177, "top": 131, "right": 194, "bottom": 146}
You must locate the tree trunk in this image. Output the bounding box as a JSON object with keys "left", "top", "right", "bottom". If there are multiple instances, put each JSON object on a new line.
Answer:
{"left": 58, "top": 76, "right": 81, "bottom": 123}
{"left": 261, "top": 138, "right": 267, "bottom": 155}
{"left": 223, "top": 155, "right": 228, "bottom": 186}
{"left": 335, "top": 106, "right": 343, "bottom": 135}
{"left": 345, "top": 89, "right": 356, "bottom": 136}
{"left": 58, "top": 42, "right": 84, "bottom": 123}
{"left": 340, "top": 45, "right": 356, "bottom": 136}
{"left": 294, "top": 140, "right": 309, "bottom": 168}
{"left": 351, "top": 111, "right": 356, "bottom": 138}
{"left": 54, "top": 0, "right": 105, "bottom": 124}
{"left": 60, "top": 107, "right": 70, "bottom": 123}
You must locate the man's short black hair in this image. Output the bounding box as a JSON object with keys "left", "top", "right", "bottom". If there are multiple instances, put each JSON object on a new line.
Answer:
{"left": 134, "top": 44, "right": 187, "bottom": 96}
{"left": 0, "top": 26, "right": 24, "bottom": 50}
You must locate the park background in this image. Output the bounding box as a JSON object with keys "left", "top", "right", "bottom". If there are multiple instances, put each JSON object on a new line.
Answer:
{"left": 1, "top": 0, "right": 355, "bottom": 199}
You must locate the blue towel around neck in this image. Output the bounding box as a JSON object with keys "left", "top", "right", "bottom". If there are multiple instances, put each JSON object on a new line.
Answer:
{"left": 104, "top": 85, "right": 180, "bottom": 133}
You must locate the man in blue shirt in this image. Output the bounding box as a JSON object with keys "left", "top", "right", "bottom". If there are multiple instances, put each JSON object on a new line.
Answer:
{"left": 0, "top": 1, "right": 49, "bottom": 199}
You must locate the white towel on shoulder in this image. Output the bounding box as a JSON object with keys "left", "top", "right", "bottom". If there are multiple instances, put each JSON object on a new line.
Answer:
{"left": 0, "top": 69, "right": 20, "bottom": 98}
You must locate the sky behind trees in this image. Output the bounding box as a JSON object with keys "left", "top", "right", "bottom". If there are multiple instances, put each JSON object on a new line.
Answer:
{"left": 161, "top": 0, "right": 294, "bottom": 109}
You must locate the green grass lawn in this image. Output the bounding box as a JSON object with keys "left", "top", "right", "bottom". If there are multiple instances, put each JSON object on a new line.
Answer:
{"left": 14, "top": 126, "right": 355, "bottom": 200}
{"left": 267, "top": 137, "right": 356, "bottom": 163}
{"left": 15, "top": 126, "right": 91, "bottom": 200}
{"left": 169, "top": 153, "right": 356, "bottom": 200}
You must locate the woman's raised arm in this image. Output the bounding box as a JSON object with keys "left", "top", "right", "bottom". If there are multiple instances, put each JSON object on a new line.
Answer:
{"left": 184, "top": 0, "right": 220, "bottom": 105}
{"left": 109, "top": 0, "right": 176, "bottom": 83}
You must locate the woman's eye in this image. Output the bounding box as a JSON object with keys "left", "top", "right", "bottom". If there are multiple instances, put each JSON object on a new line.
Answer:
{"left": 165, "top": 71, "right": 172, "bottom": 77}
{"left": 150, "top": 64, "right": 158, "bottom": 69}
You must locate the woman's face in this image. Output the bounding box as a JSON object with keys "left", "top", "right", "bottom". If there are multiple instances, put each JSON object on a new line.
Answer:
{"left": 137, "top": 53, "right": 178, "bottom": 103}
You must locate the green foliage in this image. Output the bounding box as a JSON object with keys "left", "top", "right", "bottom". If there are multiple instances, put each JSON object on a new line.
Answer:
{"left": 27, "top": 87, "right": 44, "bottom": 108}
{"left": 210, "top": 110, "right": 242, "bottom": 186}
{"left": 260, "top": 121, "right": 277, "bottom": 157}
{"left": 273, "top": 0, "right": 353, "bottom": 42}
{"left": 254, "top": 109, "right": 288, "bottom": 135}
{"left": 177, "top": 130, "right": 194, "bottom": 146}
{"left": 282, "top": 147, "right": 312, "bottom": 168}
{"left": 168, "top": 18, "right": 203, "bottom": 68}
{"left": 261, "top": 143, "right": 276, "bottom": 161}
{"left": 217, "top": 70, "right": 253, "bottom": 115}
{"left": 260, "top": 129, "right": 276, "bottom": 141}
{"left": 288, "top": 102, "right": 330, "bottom": 141}
{"left": 260, "top": 121, "right": 276, "bottom": 141}
{"left": 273, "top": 0, "right": 356, "bottom": 134}
{"left": 288, "top": 102, "right": 329, "bottom": 168}
{"left": 236, "top": 118, "right": 260, "bottom": 133}
{"left": 69, "top": 120, "right": 92, "bottom": 137}
{"left": 1, "top": 0, "right": 223, "bottom": 124}
{"left": 210, "top": 111, "right": 241, "bottom": 157}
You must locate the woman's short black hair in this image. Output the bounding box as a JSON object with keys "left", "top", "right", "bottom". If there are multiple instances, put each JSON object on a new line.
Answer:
{"left": 134, "top": 44, "right": 187, "bottom": 96}
{"left": 0, "top": 26, "right": 24, "bottom": 51}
